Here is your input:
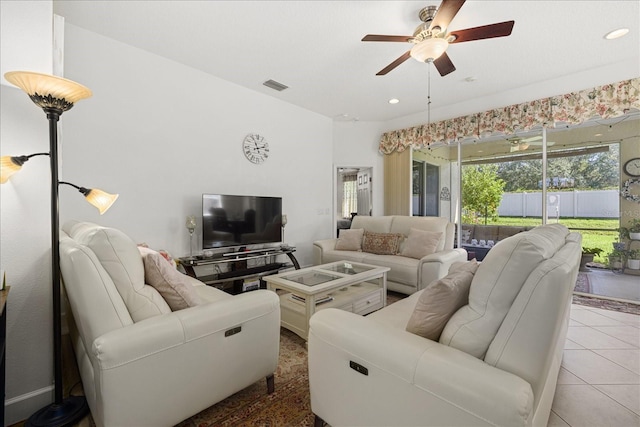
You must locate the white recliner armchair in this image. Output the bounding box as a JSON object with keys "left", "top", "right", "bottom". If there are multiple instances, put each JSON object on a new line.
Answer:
{"left": 309, "top": 224, "right": 581, "bottom": 426}
{"left": 60, "top": 221, "right": 281, "bottom": 427}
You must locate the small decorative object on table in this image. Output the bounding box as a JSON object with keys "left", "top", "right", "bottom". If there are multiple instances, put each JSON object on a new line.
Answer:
{"left": 186, "top": 215, "right": 197, "bottom": 258}
{"left": 281, "top": 214, "right": 288, "bottom": 244}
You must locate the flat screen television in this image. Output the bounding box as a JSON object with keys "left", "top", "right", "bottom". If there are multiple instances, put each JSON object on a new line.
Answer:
{"left": 202, "top": 194, "right": 282, "bottom": 249}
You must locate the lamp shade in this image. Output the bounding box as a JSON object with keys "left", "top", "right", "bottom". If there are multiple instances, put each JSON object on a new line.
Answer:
{"left": 0, "top": 156, "right": 23, "bottom": 184}
{"left": 4, "top": 71, "right": 92, "bottom": 111}
{"left": 410, "top": 38, "right": 449, "bottom": 62}
{"left": 84, "top": 188, "right": 119, "bottom": 215}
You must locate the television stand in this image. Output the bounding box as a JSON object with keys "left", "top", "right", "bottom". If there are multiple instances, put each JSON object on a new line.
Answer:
{"left": 177, "top": 247, "right": 300, "bottom": 294}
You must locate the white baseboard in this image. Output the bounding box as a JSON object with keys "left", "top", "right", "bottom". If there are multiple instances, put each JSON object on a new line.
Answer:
{"left": 4, "top": 385, "right": 53, "bottom": 426}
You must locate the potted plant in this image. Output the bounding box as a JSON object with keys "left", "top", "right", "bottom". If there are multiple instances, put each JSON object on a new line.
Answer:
{"left": 620, "top": 218, "right": 640, "bottom": 241}
{"left": 627, "top": 249, "right": 640, "bottom": 270}
{"left": 608, "top": 249, "right": 626, "bottom": 274}
{"left": 580, "top": 247, "right": 602, "bottom": 272}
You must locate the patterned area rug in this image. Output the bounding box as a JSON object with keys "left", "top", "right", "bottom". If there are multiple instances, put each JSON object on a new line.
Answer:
{"left": 573, "top": 272, "right": 591, "bottom": 293}
{"left": 572, "top": 272, "right": 640, "bottom": 315}
{"left": 176, "top": 327, "right": 314, "bottom": 426}
{"left": 572, "top": 294, "right": 640, "bottom": 315}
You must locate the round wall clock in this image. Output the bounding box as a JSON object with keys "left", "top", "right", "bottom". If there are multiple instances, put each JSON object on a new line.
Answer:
{"left": 243, "top": 133, "right": 269, "bottom": 164}
{"left": 623, "top": 157, "right": 640, "bottom": 177}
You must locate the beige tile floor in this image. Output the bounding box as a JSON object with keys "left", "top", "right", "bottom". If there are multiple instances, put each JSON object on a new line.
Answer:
{"left": 549, "top": 303, "right": 640, "bottom": 427}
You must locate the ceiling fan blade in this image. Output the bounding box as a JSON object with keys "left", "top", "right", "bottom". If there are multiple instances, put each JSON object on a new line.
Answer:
{"left": 449, "top": 20, "right": 515, "bottom": 43}
{"left": 433, "top": 52, "right": 456, "bottom": 76}
{"left": 431, "top": 0, "right": 466, "bottom": 31}
{"left": 362, "top": 34, "right": 413, "bottom": 42}
{"left": 376, "top": 51, "right": 412, "bottom": 75}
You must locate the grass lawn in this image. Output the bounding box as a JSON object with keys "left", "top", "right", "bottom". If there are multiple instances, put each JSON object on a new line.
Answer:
{"left": 482, "top": 217, "right": 619, "bottom": 263}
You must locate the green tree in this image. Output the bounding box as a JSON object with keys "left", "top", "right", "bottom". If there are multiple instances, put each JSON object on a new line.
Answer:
{"left": 462, "top": 164, "right": 506, "bottom": 224}
{"left": 494, "top": 144, "right": 619, "bottom": 192}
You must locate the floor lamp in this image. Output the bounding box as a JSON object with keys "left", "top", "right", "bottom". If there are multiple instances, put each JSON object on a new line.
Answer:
{"left": 1, "top": 71, "right": 118, "bottom": 426}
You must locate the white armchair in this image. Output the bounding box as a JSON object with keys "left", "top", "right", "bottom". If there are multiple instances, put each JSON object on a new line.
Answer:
{"left": 60, "top": 221, "right": 280, "bottom": 427}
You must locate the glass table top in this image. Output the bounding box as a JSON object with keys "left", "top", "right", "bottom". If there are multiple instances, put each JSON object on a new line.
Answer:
{"left": 283, "top": 271, "right": 342, "bottom": 286}
{"left": 323, "top": 261, "right": 376, "bottom": 275}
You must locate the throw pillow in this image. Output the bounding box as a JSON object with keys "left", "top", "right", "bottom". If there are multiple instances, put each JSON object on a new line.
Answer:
{"left": 335, "top": 228, "right": 364, "bottom": 251}
{"left": 400, "top": 228, "right": 443, "bottom": 259}
{"left": 406, "top": 260, "right": 480, "bottom": 341}
{"left": 139, "top": 247, "right": 202, "bottom": 311}
{"left": 362, "top": 231, "right": 403, "bottom": 255}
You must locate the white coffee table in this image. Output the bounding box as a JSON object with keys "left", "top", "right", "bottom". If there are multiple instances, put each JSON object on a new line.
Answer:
{"left": 264, "top": 261, "right": 389, "bottom": 340}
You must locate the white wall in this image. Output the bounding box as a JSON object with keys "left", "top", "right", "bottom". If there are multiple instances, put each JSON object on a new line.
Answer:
{"left": 0, "top": 1, "right": 53, "bottom": 85}
{"left": 58, "top": 23, "right": 334, "bottom": 267}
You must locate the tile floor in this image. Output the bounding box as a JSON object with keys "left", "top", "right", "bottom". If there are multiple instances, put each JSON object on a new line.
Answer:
{"left": 549, "top": 303, "right": 640, "bottom": 427}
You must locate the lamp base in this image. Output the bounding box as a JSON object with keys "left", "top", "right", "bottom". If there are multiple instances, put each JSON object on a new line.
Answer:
{"left": 25, "top": 396, "right": 89, "bottom": 427}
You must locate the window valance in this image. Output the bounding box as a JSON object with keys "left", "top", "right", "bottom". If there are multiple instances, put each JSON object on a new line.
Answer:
{"left": 379, "top": 78, "right": 640, "bottom": 155}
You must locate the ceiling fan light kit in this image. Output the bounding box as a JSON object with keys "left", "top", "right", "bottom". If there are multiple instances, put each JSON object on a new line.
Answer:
{"left": 410, "top": 38, "right": 449, "bottom": 62}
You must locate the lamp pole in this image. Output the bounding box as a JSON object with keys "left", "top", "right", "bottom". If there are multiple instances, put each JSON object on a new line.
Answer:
{"left": 26, "top": 107, "right": 89, "bottom": 427}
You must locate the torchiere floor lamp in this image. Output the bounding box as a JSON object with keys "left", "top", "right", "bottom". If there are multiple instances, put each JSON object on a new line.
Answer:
{"left": 1, "top": 71, "right": 119, "bottom": 426}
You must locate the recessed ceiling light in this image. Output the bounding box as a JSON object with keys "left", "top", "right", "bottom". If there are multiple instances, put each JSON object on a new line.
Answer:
{"left": 604, "top": 28, "right": 629, "bottom": 40}
{"left": 594, "top": 133, "right": 603, "bottom": 137}
{"left": 388, "top": 98, "right": 399, "bottom": 104}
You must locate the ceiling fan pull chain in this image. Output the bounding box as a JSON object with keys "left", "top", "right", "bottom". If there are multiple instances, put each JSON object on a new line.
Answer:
{"left": 427, "top": 61, "right": 432, "bottom": 131}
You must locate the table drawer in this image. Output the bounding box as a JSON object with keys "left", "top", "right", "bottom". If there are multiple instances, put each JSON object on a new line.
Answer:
{"left": 353, "top": 289, "right": 383, "bottom": 314}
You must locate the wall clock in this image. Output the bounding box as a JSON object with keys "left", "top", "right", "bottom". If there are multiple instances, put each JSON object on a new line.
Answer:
{"left": 243, "top": 133, "right": 269, "bottom": 164}
{"left": 623, "top": 157, "right": 640, "bottom": 177}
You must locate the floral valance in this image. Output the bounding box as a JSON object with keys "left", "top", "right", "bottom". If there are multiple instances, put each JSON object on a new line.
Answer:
{"left": 379, "top": 77, "right": 640, "bottom": 154}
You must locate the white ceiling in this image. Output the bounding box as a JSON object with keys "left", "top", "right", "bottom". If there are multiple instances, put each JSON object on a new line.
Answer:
{"left": 53, "top": 0, "right": 640, "bottom": 123}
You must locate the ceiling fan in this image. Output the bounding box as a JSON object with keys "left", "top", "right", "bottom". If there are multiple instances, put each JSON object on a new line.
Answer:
{"left": 362, "top": 0, "right": 515, "bottom": 76}
{"left": 507, "top": 135, "right": 555, "bottom": 152}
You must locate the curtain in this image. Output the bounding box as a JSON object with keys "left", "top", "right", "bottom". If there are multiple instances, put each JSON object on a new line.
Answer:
{"left": 384, "top": 149, "right": 411, "bottom": 215}
{"left": 379, "top": 78, "right": 640, "bottom": 154}
{"left": 342, "top": 174, "right": 358, "bottom": 218}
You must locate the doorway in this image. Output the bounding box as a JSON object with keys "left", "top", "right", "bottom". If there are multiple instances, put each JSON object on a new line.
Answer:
{"left": 412, "top": 160, "right": 439, "bottom": 216}
{"left": 335, "top": 166, "right": 373, "bottom": 237}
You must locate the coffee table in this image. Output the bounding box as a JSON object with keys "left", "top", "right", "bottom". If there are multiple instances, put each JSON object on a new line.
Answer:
{"left": 263, "top": 261, "right": 389, "bottom": 340}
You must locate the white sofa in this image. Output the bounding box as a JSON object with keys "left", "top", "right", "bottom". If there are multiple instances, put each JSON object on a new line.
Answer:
{"left": 309, "top": 224, "right": 581, "bottom": 427}
{"left": 313, "top": 216, "right": 467, "bottom": 295}
{"left": 59, "top": 221, "right": 281, "bottom": 427}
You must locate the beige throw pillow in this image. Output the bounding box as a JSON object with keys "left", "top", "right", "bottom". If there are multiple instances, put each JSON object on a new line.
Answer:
{"left": 406, "top": 260, "right": 480, "bottom": 340}
{"left": 139, "top": 247, "right": 202, "bottom": 311}
{"left": 335, "top": 228, "right": 364, "bottom": 251}
{"left": 362, "top": 231, "right": 403, "bottom": 255}
{"left": 400, "top": 228, "right": 443, "bottom": 259}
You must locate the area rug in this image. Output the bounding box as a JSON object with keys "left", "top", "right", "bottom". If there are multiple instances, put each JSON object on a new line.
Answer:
{"left": 176, "top": 292, "right": 407, "bottom": 426}
{"left": 176, "top": 327, "right": 314, "bottom": 427}
{"left": 572, "top": 294, "right": 640, "bottom": 315}
{"left": 573, "top": 272, "right": 591, "bottom": 294}
{"left": 572, "top": 272, "right": 640, "bottom": 314}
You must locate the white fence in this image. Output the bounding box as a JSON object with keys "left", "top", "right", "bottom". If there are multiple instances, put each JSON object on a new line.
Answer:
{"left": 498, "top": 190, "right": 619, "bottom": 218}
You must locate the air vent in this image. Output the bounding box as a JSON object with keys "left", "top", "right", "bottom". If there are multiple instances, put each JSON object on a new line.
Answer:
{"left": 263, "top": 79, "right": 289, "bottom": 92}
